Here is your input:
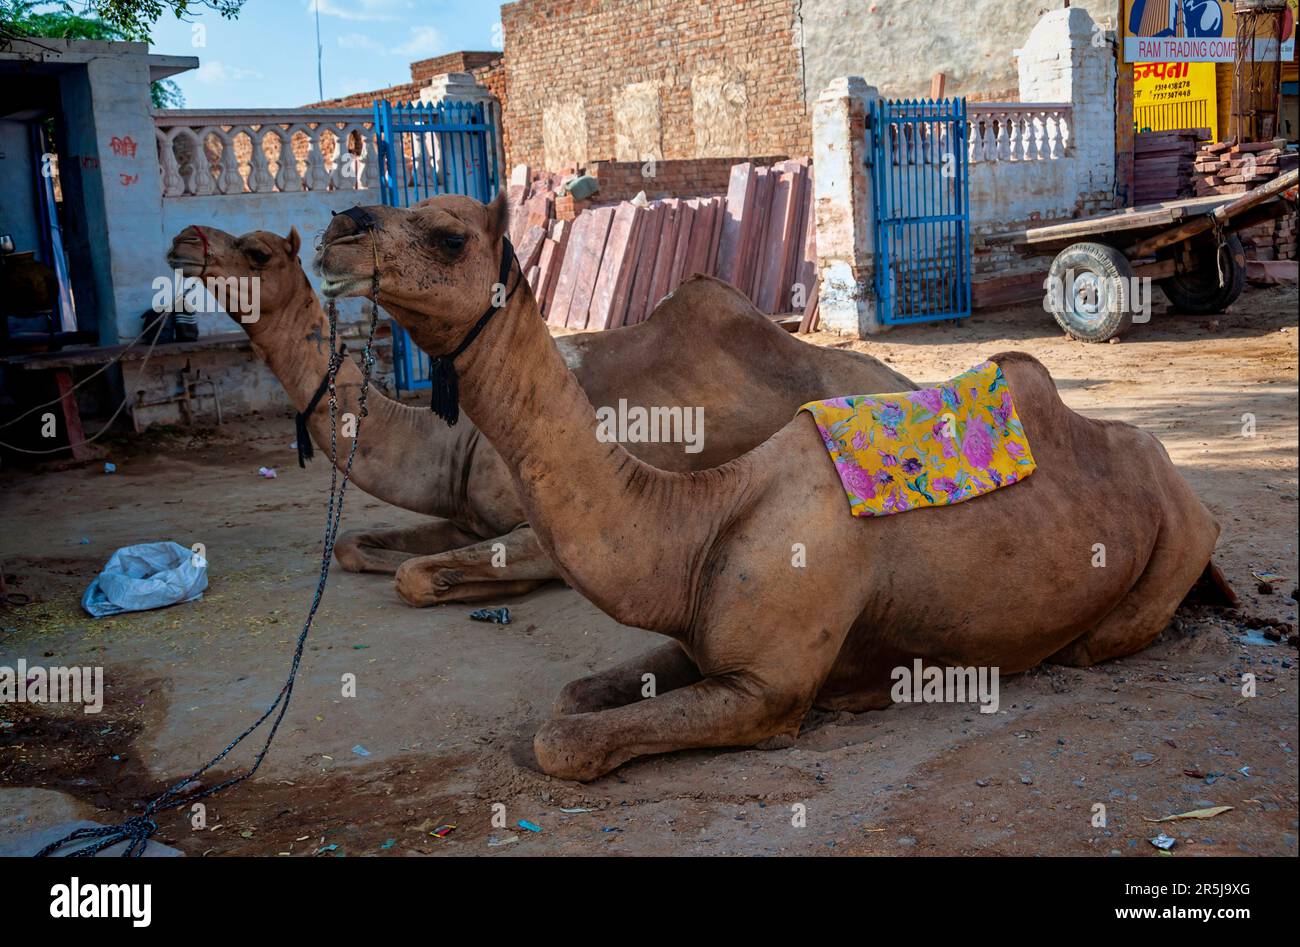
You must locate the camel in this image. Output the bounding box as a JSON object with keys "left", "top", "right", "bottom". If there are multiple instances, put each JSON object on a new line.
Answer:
{"left": 166, "top": 224, "right": 913, "bottom": 605}
{"left": 316, "top": 192, "right": 1236, "bottom": 781}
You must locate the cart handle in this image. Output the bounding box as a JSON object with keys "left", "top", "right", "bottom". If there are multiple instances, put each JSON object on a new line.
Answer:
{"left": 1127, "top": 168, "right": 1299, "bottom": 260}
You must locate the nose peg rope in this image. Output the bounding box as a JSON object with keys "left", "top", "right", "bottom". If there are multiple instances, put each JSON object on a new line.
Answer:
{"left": 37, "top": 237, "right": 384, "bottom": 858}
{"left": 192, "top": 225, "right": 211, "bottom": 279}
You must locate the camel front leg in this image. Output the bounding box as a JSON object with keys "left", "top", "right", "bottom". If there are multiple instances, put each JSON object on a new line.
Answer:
{"left": 334, "top": 519, "right": 480, "bottom": 574}
{"left": 393, "top": 526, "right": 558, "bottom": 607}
{"left": 554, "top": 640, "right": 701, "bottom": 715}
{"left": 533, "top": 673, "right": 811, "bottom": 782}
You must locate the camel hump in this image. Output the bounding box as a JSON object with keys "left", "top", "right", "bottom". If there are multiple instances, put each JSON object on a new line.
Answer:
{"left": 647, "top": 275, "right": 774, "bottom": 332}
{"left": 987, "top": 351, "right": 1064, "bottom": 406}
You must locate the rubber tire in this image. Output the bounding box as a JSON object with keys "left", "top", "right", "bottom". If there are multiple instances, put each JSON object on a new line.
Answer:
{"left": 1047, "top": 241, "right": 1135, "bottom": 343}
{"left": 1158, "top": 233, "right": 1246, "bottom": 315}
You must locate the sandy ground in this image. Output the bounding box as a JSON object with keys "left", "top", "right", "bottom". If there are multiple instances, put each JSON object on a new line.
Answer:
{"left": 1, "top": 287, "right": 1296, "bottom": 857}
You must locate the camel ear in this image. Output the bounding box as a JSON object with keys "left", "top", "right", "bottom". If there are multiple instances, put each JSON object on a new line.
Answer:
{"left": 285, "top": 226, "right": 302, "bottom": 257}
{"left": 486, "top": 190, "right": 508, "bottom": 245}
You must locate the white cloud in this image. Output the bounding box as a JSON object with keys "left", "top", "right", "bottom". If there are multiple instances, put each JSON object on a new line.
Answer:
{"left": 308, "top": 0, "right": 410, "bottom": 22}
{"left": 194, "top": 60, "right": 264, "bottom": 84}
{"left": 331, "top": 79, "right": 386, "bottom": 100}
{"left": 337, "top": 32, "right": 386, "bottom": 53}
{"left": 392, "top": 25, "right": 446, "bottom": 57}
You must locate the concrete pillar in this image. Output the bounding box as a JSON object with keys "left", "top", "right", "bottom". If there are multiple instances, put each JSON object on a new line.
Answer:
{"left": 55, "top": 48, "right": 168, "bottom": 345}
{"left": 420, "top": 72, "right": 507, "bottom": 195}
{"left": 1016, "top": 6, "right": 1116, "bottom": 203}
{"left": 811, "top": 76, "right": 882, "bottom": 337}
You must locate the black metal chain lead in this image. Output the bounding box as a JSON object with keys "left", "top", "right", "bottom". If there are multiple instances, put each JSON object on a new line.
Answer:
{"left": 37, "top": 268, "right": 383, "bottom": 858}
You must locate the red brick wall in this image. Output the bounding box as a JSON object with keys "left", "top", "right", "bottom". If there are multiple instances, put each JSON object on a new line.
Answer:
{"left": 410, "top": 51, "right": 503, "bottom": 84}
{"left": 306, "top": 81, "right": 424, "bottom": 110}
{"left": 586, "top": 156, "right": 788, "bottom": 202}
{"left": 500, "top": 0, "right": 808, "bottom": 168}
{"left": 471, "top": 57, "right": 511, "bottom": 171}
{"left": 304, "top": 51, "right": 504, "bottom": 110}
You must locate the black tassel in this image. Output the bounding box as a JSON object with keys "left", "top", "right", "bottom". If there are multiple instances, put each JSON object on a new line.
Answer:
{"left": 428, "top": 355, "right": 460, "bottom": 426}
{"left": 423, "top": 235, "right": 516, "bottom": 427}
{"left": 295, "top": 412, "right": 314, "bottom": 468}
{"left": 296, "top": 353, "right": 339, "bottom": 467}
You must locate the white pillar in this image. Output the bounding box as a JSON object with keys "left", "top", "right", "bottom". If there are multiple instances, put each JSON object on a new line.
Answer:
{"left": 420, "top": 72, "right": 506, "bottom": 193}
{"left": 1016, "top": 7, "right": 1116, "bottom": 204}
{"left": 811, "top": 76, "right": 883, "bottom": 337}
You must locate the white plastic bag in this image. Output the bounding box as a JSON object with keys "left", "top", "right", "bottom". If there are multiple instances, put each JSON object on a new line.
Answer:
{"left": 81, "top": 542, "right": 208, "bottom": 618}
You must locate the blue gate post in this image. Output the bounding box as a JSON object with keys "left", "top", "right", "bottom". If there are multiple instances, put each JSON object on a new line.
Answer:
{"left": 869, "top": 97, "right": 972, "bottom": 327}
{"left": 371, "top": 97, "right": 501, "bottom": 392}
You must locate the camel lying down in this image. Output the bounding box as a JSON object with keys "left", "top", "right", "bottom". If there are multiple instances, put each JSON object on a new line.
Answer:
{"left": 317, "top": 193, "right": 1235, "bottom": 781}
{"left": 166, "top": 224, "right": 912, "bottom": 607}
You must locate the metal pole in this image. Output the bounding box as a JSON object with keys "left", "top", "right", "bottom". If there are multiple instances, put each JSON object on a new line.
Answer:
{"left": 315, "top": 2, "right": 324, "bottom": 102}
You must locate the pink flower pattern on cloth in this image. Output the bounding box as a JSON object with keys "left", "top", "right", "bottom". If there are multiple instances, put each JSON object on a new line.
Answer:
{"left": 799, "top": 360, "right": 1038, "bottom": 517}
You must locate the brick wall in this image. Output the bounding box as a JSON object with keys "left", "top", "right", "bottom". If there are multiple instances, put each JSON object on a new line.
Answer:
{"left": 585, "top": 155, "right": 787, "bottom": 202}
{"left": 307, "top": 80, "right": 425, "bottom": 110}
{"left": 304, "top": 50, "right": 503, "bottom": 110}
{"left": 500, "top": 0, "right": 810, "bottom": 170}
{"left": 471, "top": 57, "right": 511, "bottom": 171}
{"left": 410, "top": 51, "right": 502, "bottom": 84}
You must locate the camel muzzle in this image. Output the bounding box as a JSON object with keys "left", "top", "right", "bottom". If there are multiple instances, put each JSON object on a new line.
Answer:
{"left": 315, "top": 207, "right": 382, "bottom": 298}
{"left": 166, "top": 226, "right": 213, "bottom": 277}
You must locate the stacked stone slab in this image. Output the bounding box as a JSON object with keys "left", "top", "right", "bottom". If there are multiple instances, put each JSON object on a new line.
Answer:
{"left": 716, "top": 158, "right": 816, "bottom": 314}
{"left": 507, "top": 156, "right": 816, "bottom": 331}
{"left": 1132, "top": 128, "right": 1205, "bottom": 204}
{"left": 1189, "top": 138, "right": 1298, "bottom": 269}
{"left": 1236, "top": 213, "right": 1298, "bottom": 264}
{"left": 1192, "top": 138, "right": 1298, "bottom": 197}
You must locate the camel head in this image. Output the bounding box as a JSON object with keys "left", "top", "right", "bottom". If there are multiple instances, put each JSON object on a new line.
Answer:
{"left": 314, "top": 192, "right": 510, "bottom": 355}
{"left": 165, "top": 225, "right": 308, "bottom": 329}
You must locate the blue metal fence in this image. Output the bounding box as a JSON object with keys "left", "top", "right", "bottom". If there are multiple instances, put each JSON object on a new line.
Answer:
{"left": 372, "top": 99, "right": 501, "bottom": 391}
{"left": 869, "top": 98, "right": 972, "bottom": 326}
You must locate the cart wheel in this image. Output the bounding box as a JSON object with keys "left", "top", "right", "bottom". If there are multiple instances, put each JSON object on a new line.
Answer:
{"left": 1047, "top": 242, "right": 1135, "bottom": 343}
{"left": 1159, "top": 233, "right": 1246, "bottom": 315}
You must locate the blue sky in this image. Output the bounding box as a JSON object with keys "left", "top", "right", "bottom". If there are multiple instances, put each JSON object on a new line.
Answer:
{"left": 147, "top": 0, "right": 502, "bottom": 108}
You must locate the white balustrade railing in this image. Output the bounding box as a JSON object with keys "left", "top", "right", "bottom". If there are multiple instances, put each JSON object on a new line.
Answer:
{"left": 153, "top": 109, "right": 378, "bottom": 197}
{"left": 967, "top": 103, "right": 1072, "bottom": 163}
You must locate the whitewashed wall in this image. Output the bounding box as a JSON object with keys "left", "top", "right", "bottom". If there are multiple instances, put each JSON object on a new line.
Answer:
{"left": 811, "top": 6, "right": 1119, "bottom": 336}
{"left": 800, "top": 0, "right": 1117, "bottom": 103}
{"left": 158, "top": 188, "right": 376, "bottom": 337}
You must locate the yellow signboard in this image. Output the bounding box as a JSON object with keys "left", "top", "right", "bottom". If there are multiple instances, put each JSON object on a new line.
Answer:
{"left": 1133, "top": 60, "right": 1219, "bottom": 140}
{"left": 1122, "top": 0, "right": 1298, "bottom": 62}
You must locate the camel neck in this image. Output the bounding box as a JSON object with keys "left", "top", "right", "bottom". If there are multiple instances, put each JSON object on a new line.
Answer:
{"left": 455, "top": 280, "right": 733, "bottom": 632}
{"left": 249, "top": 272, "right": 473, "bottom": 521}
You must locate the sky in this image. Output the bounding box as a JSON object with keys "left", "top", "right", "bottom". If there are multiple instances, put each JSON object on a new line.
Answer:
{"left": 146, "top": 0, "right": 503, "bottom": 108}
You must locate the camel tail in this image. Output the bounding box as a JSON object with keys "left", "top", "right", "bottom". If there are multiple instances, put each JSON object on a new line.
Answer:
{"left": 1184, "top": 559, "right": 1239, "bottom": 609}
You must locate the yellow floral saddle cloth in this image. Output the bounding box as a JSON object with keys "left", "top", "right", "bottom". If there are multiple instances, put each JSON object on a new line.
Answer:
{"left": 799, "top": 361, "right": 1037, "bottom": 517}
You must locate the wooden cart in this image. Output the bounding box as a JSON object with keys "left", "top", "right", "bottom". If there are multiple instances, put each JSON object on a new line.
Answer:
{"left": 985, "top": 168, "right": 1298, "bottom": 342}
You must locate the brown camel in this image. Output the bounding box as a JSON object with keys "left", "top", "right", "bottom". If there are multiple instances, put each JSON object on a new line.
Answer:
{"left": 317, "top": 193, "right": 1236, "bottom": 782}
{"left": 166, "top": 224, "right": 913, "bottom": 605}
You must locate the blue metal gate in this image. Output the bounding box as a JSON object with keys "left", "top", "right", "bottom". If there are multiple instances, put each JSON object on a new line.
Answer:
{"left": 372, "top": 99, "right": 501, "bottom": 391}
{"left": 869, "top": 98, "right": 971, "bottom": 325}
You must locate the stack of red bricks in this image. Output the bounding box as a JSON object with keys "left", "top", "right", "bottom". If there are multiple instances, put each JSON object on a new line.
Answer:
{"left": 1236, "top": 213, "right": 1298, "bottom": 264}
{"left": 503, "top": 157, "right": 817, "bottom": 331}
{"left": 1192, "top": 138, "right": 1298, "bottom": 197}
{"left": 1132, "top": 128, "right": 1205, "bottom": 204}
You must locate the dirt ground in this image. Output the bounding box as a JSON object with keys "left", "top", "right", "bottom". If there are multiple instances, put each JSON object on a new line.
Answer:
{"left": 1, "top": 287, "right": 1296, "bottom": 857}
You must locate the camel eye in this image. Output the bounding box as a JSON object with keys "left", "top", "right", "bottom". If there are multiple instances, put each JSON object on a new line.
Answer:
{"left": 440, "top": 232, "right": 467, "bottom": 254}
{"left": 246, "top": 246, "right": 271, "bottom": 266}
